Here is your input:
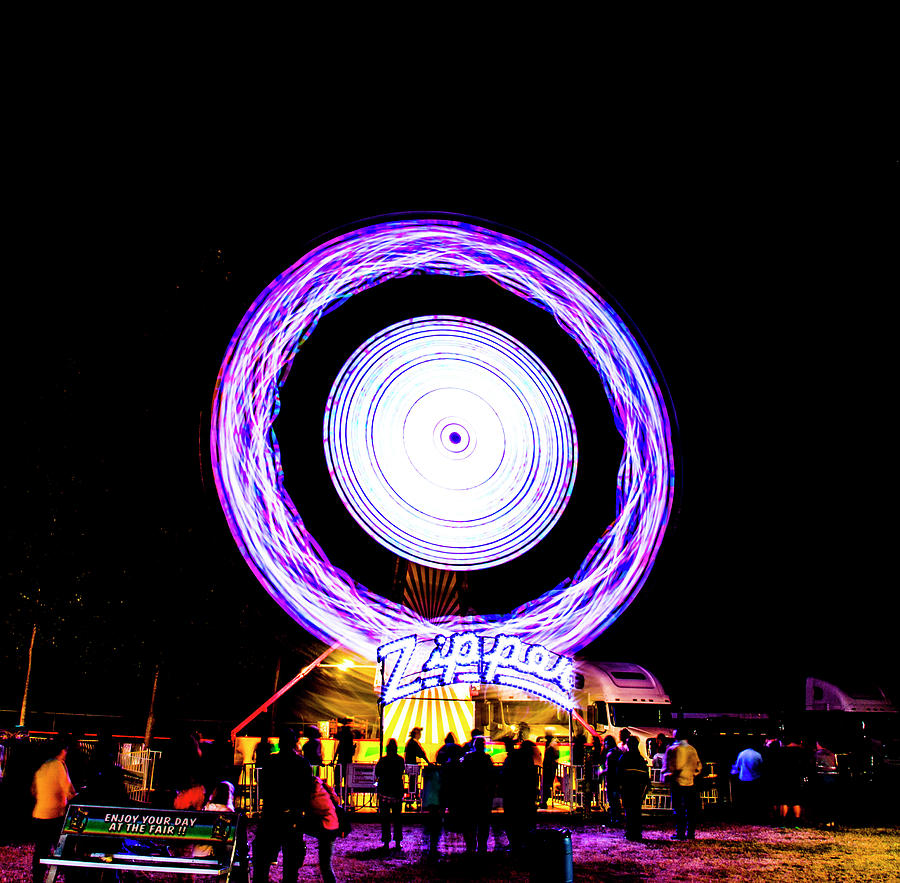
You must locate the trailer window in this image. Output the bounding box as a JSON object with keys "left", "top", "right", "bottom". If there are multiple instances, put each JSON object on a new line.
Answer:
{"left": 845, "top": 685, "right": 886, "bottom": 701}
{"left": 609, "top": 703, "right": 673, "bottom": 729}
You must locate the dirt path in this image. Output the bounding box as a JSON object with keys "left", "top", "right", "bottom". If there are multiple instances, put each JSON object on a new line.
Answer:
{"left": 3, "top": 820, "right": 899, "bottom": 882}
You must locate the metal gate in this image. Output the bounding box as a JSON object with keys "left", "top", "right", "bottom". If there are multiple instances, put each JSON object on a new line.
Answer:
{"left": 116, "top": 743, "right": 160, "bottom": 803}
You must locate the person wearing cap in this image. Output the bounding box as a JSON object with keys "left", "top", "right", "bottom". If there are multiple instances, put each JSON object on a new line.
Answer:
{"left": 461, "top": 728, "right": 483, "bottom": 754}
{"left": 404, "top": 728, "right": 429, "bottom": 765}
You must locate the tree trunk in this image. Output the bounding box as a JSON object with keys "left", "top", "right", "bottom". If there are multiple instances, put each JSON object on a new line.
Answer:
{"left": 18, "top": 624, "right": 37, "bottom": 728}
{"left": 144, "top": 664, "right": 160, "bottom": 747}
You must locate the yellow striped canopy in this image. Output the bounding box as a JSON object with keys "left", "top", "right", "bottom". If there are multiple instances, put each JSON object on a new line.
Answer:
{"left": 381, "top": 683, "right": 475, "bottom": 760}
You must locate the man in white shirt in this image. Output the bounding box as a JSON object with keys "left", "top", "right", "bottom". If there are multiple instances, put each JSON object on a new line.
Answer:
{"left": 663, "top": 729, "right": 703, "bottom": 840}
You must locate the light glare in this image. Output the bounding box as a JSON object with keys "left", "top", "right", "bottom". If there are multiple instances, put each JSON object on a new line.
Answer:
{"left": 210, "top": 219, "right": 674, "bottom": 658}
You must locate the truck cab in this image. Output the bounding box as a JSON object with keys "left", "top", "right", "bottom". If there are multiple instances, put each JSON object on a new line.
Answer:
{"left": 805, "top": 678, "right": 897, "bottom": 714}
{"left": 579, "top": 661, "right": 674, "bottom": 756}
{"left": 802, "top": 677, "right": 900, "bottom": 778}
{"left": 474, "top": 660, "right": 674, "bottom": 758}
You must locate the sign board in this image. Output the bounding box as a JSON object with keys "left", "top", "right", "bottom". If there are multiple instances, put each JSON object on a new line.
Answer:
{"left": 59, "top": 805, "right": 237, "bottom": 843}
{"left": 347, "top": 763, "right": 377, "bottom": 789}
{"left": 378, "top": 631, "right": 574, "bottom": 710}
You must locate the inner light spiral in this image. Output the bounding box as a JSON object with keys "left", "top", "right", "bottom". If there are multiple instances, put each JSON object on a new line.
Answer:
{"left": 324, "top": 315, "right": 578, "bottom": 570}
{"left": 211, "top": 218, "right": 674, "bottom": 659}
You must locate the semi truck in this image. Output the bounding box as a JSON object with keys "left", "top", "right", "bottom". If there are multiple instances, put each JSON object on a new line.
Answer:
{"left": 474, "top": 660, "right": 675, "bottom": 757}
{"left": 472, "top": 660, "right": 714, "bottom": 809}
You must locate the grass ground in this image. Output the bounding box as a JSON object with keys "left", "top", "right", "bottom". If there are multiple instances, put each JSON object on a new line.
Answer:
{"left": 2, "top": 817, "right": 899, "bottom": 882}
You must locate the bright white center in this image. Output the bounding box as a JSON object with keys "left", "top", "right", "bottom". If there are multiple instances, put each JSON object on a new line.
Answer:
{"left": 324, "top": 316, "right": 577, "bottom": 570}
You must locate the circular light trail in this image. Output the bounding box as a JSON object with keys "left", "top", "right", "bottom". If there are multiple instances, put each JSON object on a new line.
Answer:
{"left": 324, "top": 315, "right": 578, "bottom": 570}
{"left": 211, "top": 219, "right": 674, "bottom": 658}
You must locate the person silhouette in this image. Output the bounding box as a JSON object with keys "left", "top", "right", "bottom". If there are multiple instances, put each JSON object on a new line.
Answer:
{"left": 30, "top": 736, "right": 76, "bottom": 883}
{"left": 252, "top": 727, "right": 313, "bottom": 883}
{"left": 461, "top": 736, "right": 496, "bottom": 853}
{"left": 540, "top": 733, "right": 559, "bottom": 808}
{"left": 375, "top": 739, "right": 405, "bottom": 851}
{"left": 620, "top": 735, "right": 650, "bottom": 841}
{"left": 664, "top": 729, "right": 703, "bottom": 840}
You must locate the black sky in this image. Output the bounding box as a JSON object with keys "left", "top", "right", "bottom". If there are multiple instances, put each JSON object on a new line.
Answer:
{"left": 3, "top": 149, "right": 893, "bottom": 732}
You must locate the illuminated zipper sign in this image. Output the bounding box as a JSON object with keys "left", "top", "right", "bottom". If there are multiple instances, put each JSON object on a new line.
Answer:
{"left": 377, "top": 632, "right": 575, "bottom": 709}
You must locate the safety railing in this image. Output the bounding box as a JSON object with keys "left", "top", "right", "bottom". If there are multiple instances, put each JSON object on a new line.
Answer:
{"left": 403, "top": 764, "right": 422, "bottom": 810}
{"left": 237, "top": 761, "right": 341, "bottom": 817}
{"left": 552, "top": 760, "right": 719, "bottom": 812}
{"left": 341, "top": 763, "right": 378, "bottom": 809}
{"left": 235, "top": 763, "right": 259, "bottom": 816}
{"left": 116, "top": 743, "right": 160, "bottom": 803}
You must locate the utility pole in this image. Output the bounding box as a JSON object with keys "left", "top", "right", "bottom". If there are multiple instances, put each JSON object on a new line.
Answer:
{"left": 144, "top": 664, "right": 160, "bottom": 747}
{"left": 18, "top": 624, "right": 37, "bottom": 728}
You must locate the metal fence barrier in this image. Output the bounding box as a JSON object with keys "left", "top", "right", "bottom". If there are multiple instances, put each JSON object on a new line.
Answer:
{"left": 551, "top": 760, "right": 719, "bottom": 812}
{"left": 237, "top": 761, "right": 349, "bottom": 817}
{"left": 233, "top": 755, "right": 720, "bottom": 817}
{"left": 116, "top": 743, "right": 160, "bottom": 803}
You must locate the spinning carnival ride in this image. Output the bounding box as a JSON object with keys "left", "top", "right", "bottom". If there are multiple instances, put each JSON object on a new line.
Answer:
{"left": 212, "top": 218, "right": 675, "bottom": 747}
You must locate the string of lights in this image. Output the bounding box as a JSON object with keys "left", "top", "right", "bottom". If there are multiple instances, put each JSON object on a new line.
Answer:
{"left": 211, "top": 219, "right": 674, "bottom": 659}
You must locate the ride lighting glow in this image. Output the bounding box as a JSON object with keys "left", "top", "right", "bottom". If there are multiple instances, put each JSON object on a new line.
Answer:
{"left": 211, "top": 219, "right": 674, "bottom": 659}
{"left": 324, "top": 316, "right": 577, "bottom": 570}
{"left": 378, "top": 633, "right": 576, "bottom": 710}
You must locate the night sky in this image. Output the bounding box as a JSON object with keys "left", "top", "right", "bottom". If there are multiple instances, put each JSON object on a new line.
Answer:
{"left": 3, "top": 153, "right": 892, "bottom": 734}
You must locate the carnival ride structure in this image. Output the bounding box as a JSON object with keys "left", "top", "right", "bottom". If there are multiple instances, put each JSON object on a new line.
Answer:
{"left": 212, "top": 218, "right": 675, "bottom": 749}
